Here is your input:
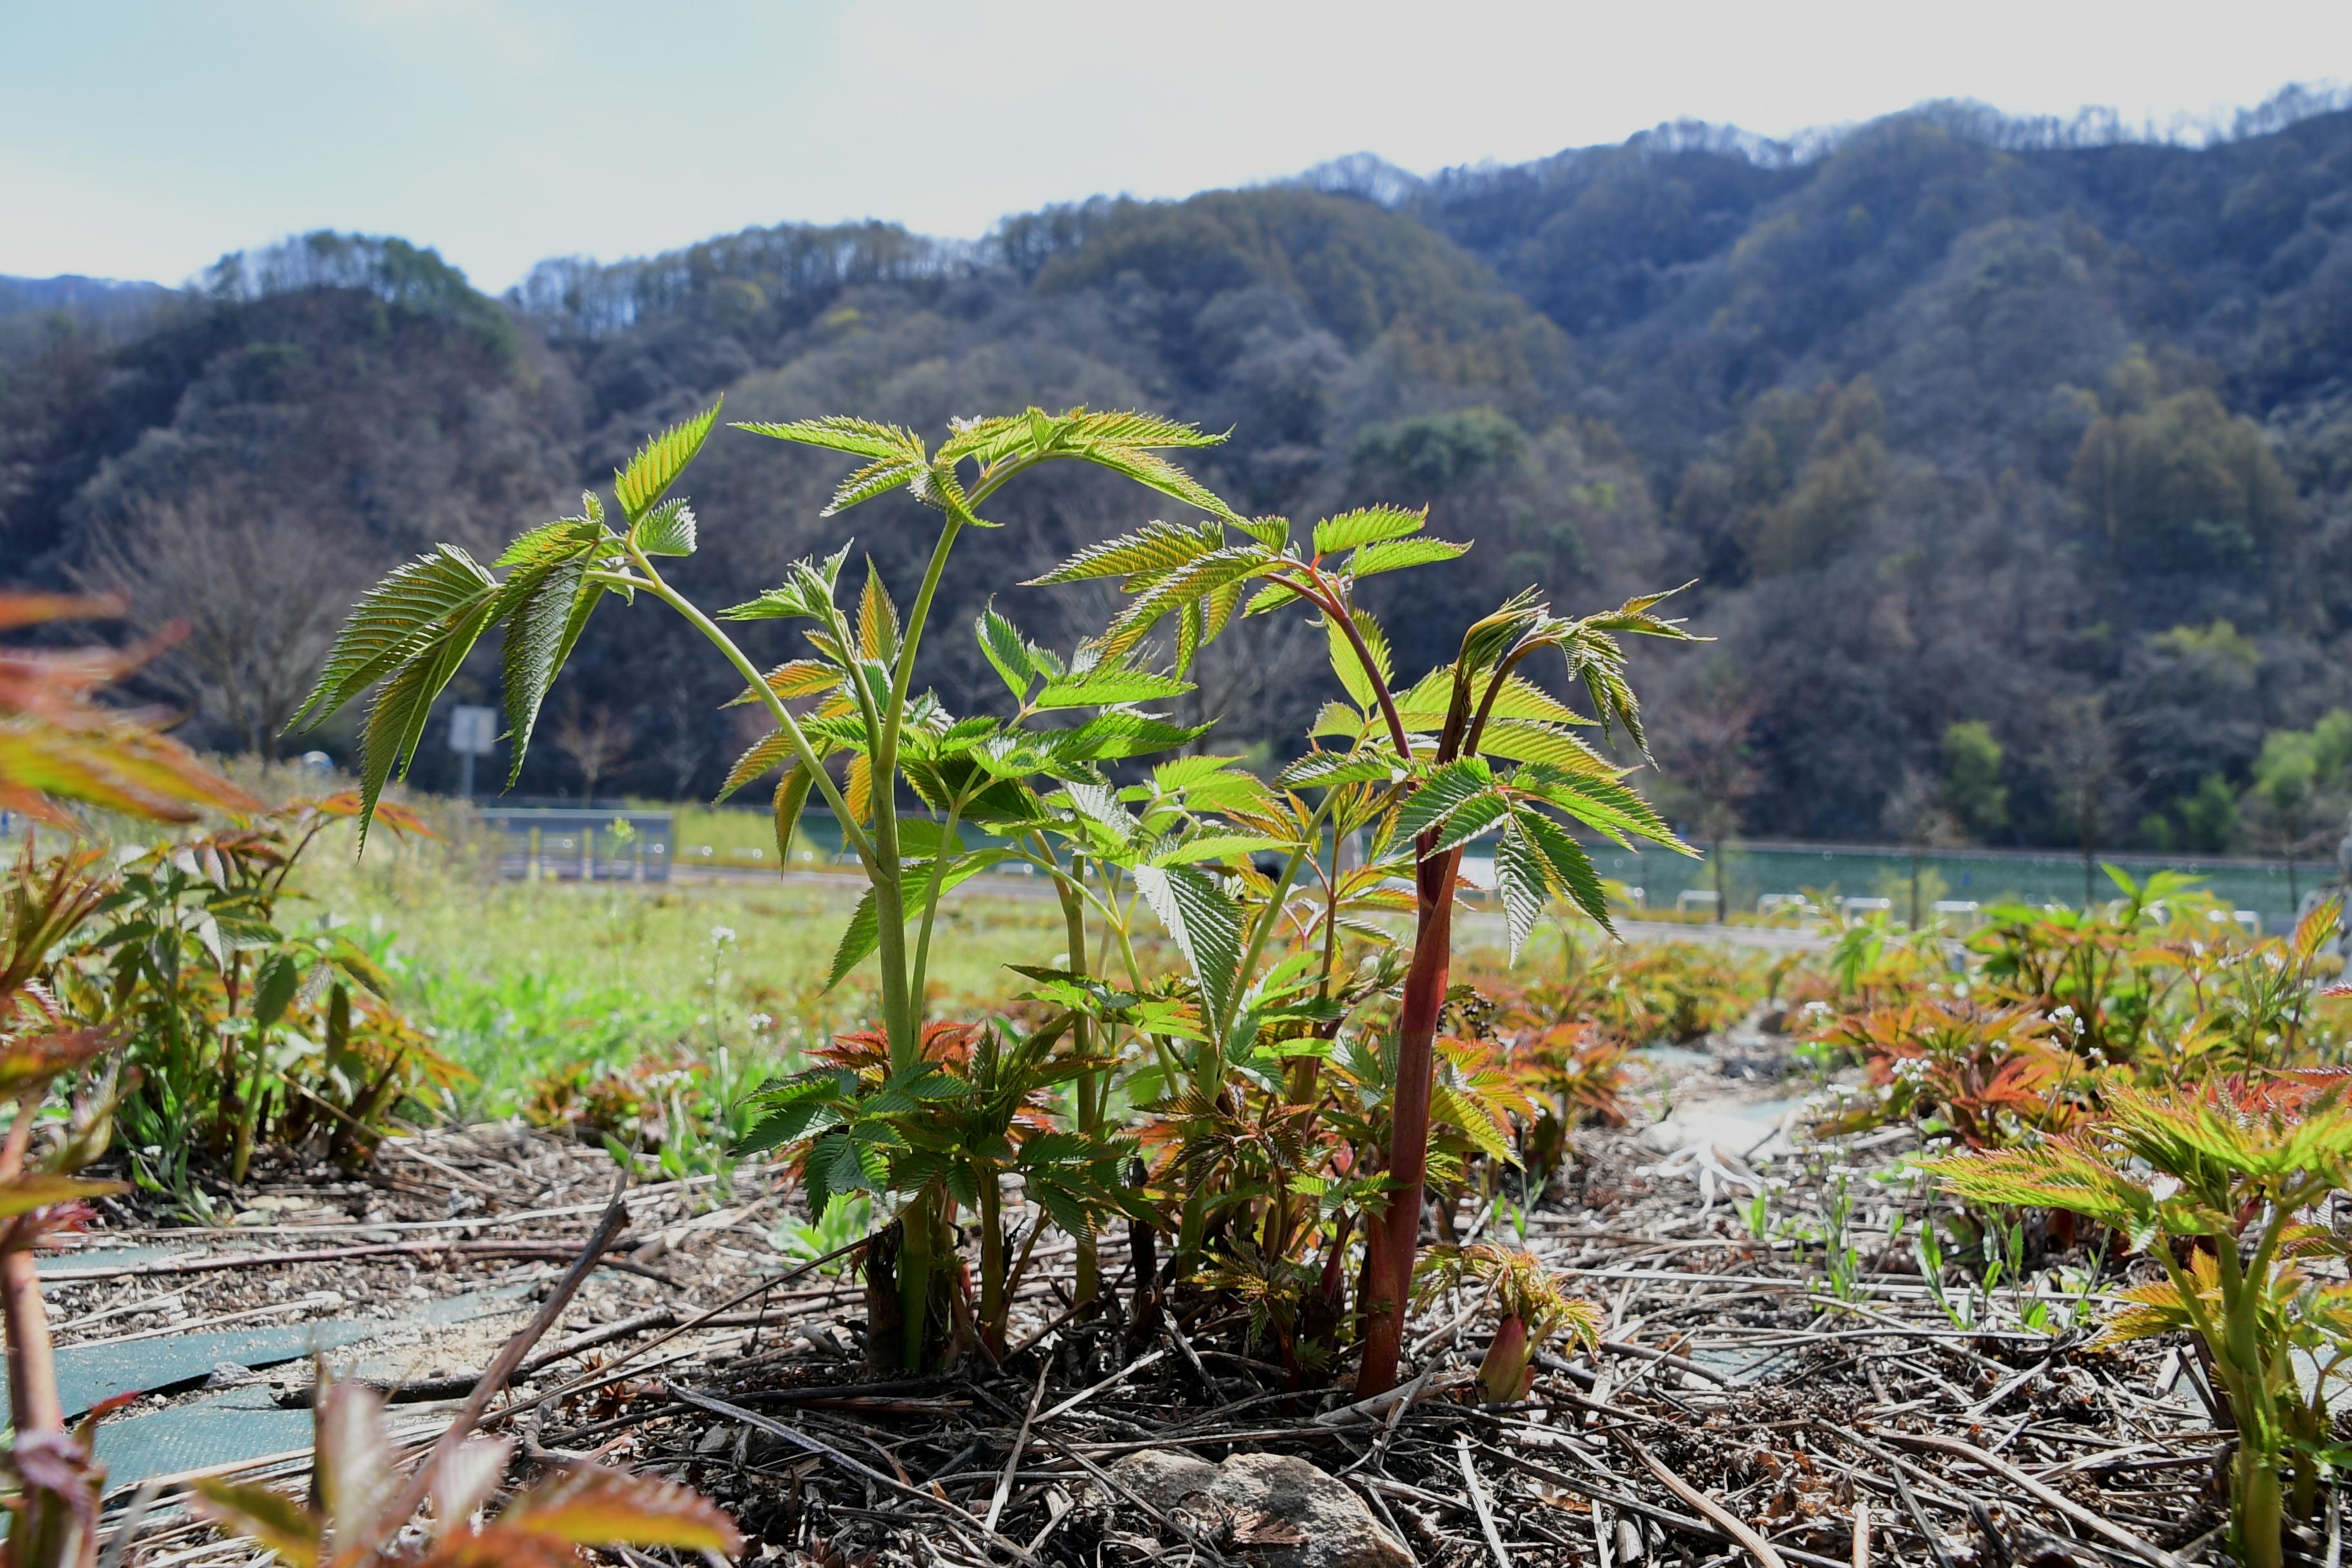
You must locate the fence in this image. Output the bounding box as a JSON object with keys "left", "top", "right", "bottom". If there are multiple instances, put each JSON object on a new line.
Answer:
{"left": 478, "top": 808, "right": 674, "bottom": 882}
{"left": 1585, "top": 838, "right": 2332, "bottom": 930}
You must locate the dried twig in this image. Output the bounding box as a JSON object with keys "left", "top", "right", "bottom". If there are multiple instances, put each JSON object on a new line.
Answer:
{"left": 1612, "top": 1430, "right": 1787, "bottom": 1568}
{"left": 985, "top": 1360, "right": 1051, "bottom": 1534}
{"left": 1456, "top": 1433, "right": 1511, "bottom": 1568}
{"left": 1877, "top": 1428, "right": 2191, "bottom": 1568}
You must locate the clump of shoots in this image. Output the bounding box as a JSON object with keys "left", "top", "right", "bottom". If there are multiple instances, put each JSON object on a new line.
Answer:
{"left": 1927, "top": 1075, "right": 2352, "bottom": 1568}
{"left": 1435, "top": 1242, "right": 1600, "bottom": 1404}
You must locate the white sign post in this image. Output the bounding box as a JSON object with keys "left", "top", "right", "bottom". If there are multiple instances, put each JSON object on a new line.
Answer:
{"left": 448, "top": 705, "right": 496, "bottom": 799}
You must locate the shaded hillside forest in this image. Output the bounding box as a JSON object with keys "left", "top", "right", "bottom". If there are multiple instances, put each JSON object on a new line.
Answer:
{"left": 8, "top": 90, "right": 2352, "bottom": 857}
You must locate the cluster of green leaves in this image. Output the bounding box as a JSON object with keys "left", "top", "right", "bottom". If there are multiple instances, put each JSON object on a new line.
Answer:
{"left": 295, "top": 397, "right": 1698, "bottom": 1387}
{"left": 61, "top": 796, "right": 461, "bottom": 1200}
{"left": 1035, "top": 502, "right": 1695, "bottom": 959}
{"left": 1930, "top": 1076, "right": 2352, "bottom": 1568}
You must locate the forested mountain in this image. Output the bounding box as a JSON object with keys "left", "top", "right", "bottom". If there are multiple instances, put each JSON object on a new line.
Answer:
{"left": 7, "top": 95, "right": 2352, "bottom": 859}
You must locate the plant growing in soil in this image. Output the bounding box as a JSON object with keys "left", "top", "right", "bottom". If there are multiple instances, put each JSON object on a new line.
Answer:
{"left": 1034, "top": 504, "right": 1696, "bottom": 1393}
{"left": 1, "top": 593, "right": 253, "bottom": 1566}
{"left": 296, "top": 404, "right": 1236, "bottom": 1370}
{"left": 87, "top": 794, "right": 456, "bottom": 1193}
{"left": 1927, "top": 1075, "right": 2352, "bottom": 1568}
{"left": 1424, "top": 1240, "right": 1600, "bottom": 1404}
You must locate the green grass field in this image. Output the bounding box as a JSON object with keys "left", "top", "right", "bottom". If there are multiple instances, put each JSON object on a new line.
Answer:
{"left": 285, "top": 819, "right": 1073, "bottom": 1113}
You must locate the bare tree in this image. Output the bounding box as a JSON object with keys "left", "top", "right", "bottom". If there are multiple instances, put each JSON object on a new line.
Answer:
{"left": 2044, "top": 693, "right": 2133, "bottom": 910}
{"left": 75, "top": 489, "right": 355, "bottom": 760}
{"left": 551, "top": 694, "right": 634, "bottom": 805}
{"left": 1648, "top": 664, "right": 1762, "bottom": 921}
{"left": 1180, "top": 612, "right": 1321, "bottom": 756}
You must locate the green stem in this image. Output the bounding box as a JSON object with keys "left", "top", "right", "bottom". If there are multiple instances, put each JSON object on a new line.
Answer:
{"left": 1213, "top": 787, "right": 1342, "bottom": 1056}
{"left": 906, "top": 792, "right": 968, "bottom": 1023}
{"left": 899, "top": 1186, "right": 941, "bottom": 1371}
{"left": 618, "top": 564, "right": 874, "bottom": 870}
{"left": 1052, "top": 857, "right": 1102, "bottom": 1309}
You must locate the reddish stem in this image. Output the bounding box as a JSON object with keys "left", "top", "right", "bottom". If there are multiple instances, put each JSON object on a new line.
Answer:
{"left": 1357, "top": 840, "right": 1463, "bottom": 1396}
{"left": 0, "top": 1095, "right": 62, "bottom": 1436}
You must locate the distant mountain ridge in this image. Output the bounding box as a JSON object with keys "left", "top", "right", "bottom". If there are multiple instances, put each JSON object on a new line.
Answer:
{"left": 0, "top": 273, "right": 175, "bottom": 326}
{"left": 6, "top": 89, "right": 2352, "bottom": 856}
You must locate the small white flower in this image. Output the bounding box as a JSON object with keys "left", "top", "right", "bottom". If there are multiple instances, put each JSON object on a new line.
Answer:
{"left": 710, "top": 925, "right": 737, "bottom": 945}
{"left": 749, "top": 1012, "right": 774, "bottom": 1032}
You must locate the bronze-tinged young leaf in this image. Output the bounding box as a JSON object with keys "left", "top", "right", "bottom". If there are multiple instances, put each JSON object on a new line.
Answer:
{"left": 726, "top": 659, "right": 842, "bottom": 708}
{"left": 857, "top": 562, "right": 899, "bottom": 660}
{"left": 718, "top": 729, "right": 799, "bottom": 803}
{"left": 315, "top": 1375, "right": 401, "bottom": 1556}
{"left": 191, "top": 1480, "right": 320, "bottom": 1567}
{"left": 494, "top": 1464, "right": 742, "bottom": 1554}
{"left": 0, "top": 1171, "right": 128, "bottom": 1219}
{"left": 772, "top": 762, "right": 816, "bottom": 865}
{"left": 612, "top": 399, "right": 721, "bottom": 522}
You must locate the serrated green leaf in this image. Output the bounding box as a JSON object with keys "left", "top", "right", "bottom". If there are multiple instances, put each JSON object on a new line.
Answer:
{"left": 1313, "top": 505, "right": 1426, "bottom": 557}
{"left": 614, "top": 400, "right": 720, "bottom": 522}
{"left": 1325, "top": 610, "right": 1394, "bottom": 710}
{"left": 1027, "top": 520, "right": 1224, "bottom": 586}
{"left": 1395, "top": 757, "right": 1493, "bottom": 841}
{"left": 1233, "top": 515, "right": 1289, "bottom": 549}
{"left": 1517, "top": 808, "right": 1614, "bottom": 933}
{"left": 356, "top": 596, "right": 496, "bottom": 845}
{"left": 295, "top": 545, "right": 496, "bottom": 727}
{"left": 1493, "top": 819, "right": 1551, "bottom": 963}
{"left": 1132, "top": 865, "right": 1243, "bottom": 1027}
{"left": 975, "top": 605, "right": 1035, "bottom": 698}
{"left": 1033, "top": 669, "right": 1193, "bottom": 709}
{"left": 1348, "top": 537, "right": 1468, "bottom": 577}
{"left": 1427, "top": 789, "right": 1508, "bottom": 852}
{"left": 632, "top": 496, "right": 696, "bottom": 556}
{"left": 498, "top": 558, "right": 593, "bottom": 786}
{"left": 1476, "top": 720, "right": 1611, "bottom": 774}
{"left": 735, "top": 414, "right": 923, "bottom": 462}
{"left": 1153, "top": 834, "right": 1286, "bottom": 866}
{"left": 825, "top": 887, "right": 881, "bottom": 992}
{"left": 251, "top": 950, "right": 301, "bottom": 1033}
{"left": 1095, "top": 546, "right": 1270, "bottom": 660}
{"left": 1276, "top": 750, "right": 1397, "bottom": 788}
{"left": 1044, "top": 712, "right": 1204, "bottom": 762}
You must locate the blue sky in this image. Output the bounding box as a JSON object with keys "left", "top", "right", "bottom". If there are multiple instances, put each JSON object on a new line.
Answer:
{"left": 3, "top": 0, "right": 2345, "bottom": 293}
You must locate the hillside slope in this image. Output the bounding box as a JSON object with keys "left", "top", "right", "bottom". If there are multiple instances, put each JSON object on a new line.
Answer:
{"left": 6, "top": 101, "right": 2351, "bottom": 855}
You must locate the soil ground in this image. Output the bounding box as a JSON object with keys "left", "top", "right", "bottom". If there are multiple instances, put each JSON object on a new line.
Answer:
{"left": 57, "top": 1011, "right": 2236, "bottom": 1568}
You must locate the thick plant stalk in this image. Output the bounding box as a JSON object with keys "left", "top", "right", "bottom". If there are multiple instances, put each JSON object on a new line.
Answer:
{"left": 978, "top": 1172, "right": 1008, "bottom": 1359}
{"left": 1358, "top": 841, "right": 1463, "bottom": 1396}
{"left": 0, "top": 1097, "right": 61, "bottom": 1438}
